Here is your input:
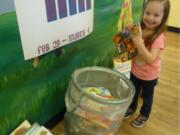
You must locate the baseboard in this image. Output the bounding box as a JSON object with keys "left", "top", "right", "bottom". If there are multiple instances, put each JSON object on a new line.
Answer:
{"left": 167, "top": 26, "right": 180, "bottom": 33}
{"left": 44, "top": 108, "right": 66, "bottom": 129}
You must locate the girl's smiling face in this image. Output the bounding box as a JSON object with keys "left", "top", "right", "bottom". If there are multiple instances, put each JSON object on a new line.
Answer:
{"left": 143, "top": 1, "right": 164, "bottom": 30}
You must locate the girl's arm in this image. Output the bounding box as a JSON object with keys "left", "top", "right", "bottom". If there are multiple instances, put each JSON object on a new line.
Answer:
{"left": 134, "top": 37, "right": 161, "bottom": 64}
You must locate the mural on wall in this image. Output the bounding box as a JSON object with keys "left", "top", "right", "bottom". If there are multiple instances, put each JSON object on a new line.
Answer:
{"left": 0, "top": 0, "right": 15, "bottom": 14}
{"left": 0, "top": 0, "right": 143, "bottom": 134}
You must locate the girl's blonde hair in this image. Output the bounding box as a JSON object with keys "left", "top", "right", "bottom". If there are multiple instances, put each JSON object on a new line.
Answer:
{"left": 141, "top": 0, "right": 170, "bottom": 47}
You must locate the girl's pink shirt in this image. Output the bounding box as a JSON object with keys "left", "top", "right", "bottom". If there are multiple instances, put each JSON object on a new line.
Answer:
{"left": 131, "top": 33, "right": 165, "bottom": 80}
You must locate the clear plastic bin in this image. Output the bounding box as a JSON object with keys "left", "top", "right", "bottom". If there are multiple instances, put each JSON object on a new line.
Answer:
{"left": 64, "top": 66, "right": 135, "bottom": 135}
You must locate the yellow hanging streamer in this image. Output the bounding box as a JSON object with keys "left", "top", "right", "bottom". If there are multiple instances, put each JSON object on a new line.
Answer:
{"left": 117, "top": 0, "right": 133, "bottom": 32}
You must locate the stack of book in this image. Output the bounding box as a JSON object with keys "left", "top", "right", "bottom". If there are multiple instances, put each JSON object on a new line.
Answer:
{"left": 10, "top": 120, "right": 53, "bottom": 135}
{"left": 113, "top": 59, "right": 131, "bottom": 78}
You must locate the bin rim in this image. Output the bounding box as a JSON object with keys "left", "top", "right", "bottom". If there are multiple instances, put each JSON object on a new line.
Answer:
{"left": 71, "top": 66, "right": 135, "bottom": 104}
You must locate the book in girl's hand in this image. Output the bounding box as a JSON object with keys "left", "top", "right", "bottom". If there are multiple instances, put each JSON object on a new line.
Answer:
{"left": 113, "top": 24, "right": 140, "bottom": 63}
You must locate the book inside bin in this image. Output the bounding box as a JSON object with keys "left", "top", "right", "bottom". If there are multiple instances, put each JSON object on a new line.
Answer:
{"left": 64, "top": 67, "right": 135, "bottom": 135}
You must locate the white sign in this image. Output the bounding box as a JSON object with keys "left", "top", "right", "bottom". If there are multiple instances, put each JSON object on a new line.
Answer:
{"left": 14, "top": 0, "right": 94, "bottom": 60}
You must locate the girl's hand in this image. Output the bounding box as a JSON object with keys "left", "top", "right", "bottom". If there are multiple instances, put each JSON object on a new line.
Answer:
{"left": 125, "top": 23, "right": 134, "bottom": 31}
{"left": 131, "top": 24, "right": 143, "bottom": 47}
{"left": 133, "top": 36, "right": 144, "bottom": 48}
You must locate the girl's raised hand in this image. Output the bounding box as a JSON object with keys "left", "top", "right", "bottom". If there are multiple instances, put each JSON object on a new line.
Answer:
{"left": 131, "top": 23, "right": 143, "bottom": 47}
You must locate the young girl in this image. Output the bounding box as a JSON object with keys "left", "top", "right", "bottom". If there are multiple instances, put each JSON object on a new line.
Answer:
{"left": 124, "top": 0, "right": 170, "bottom": 128}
